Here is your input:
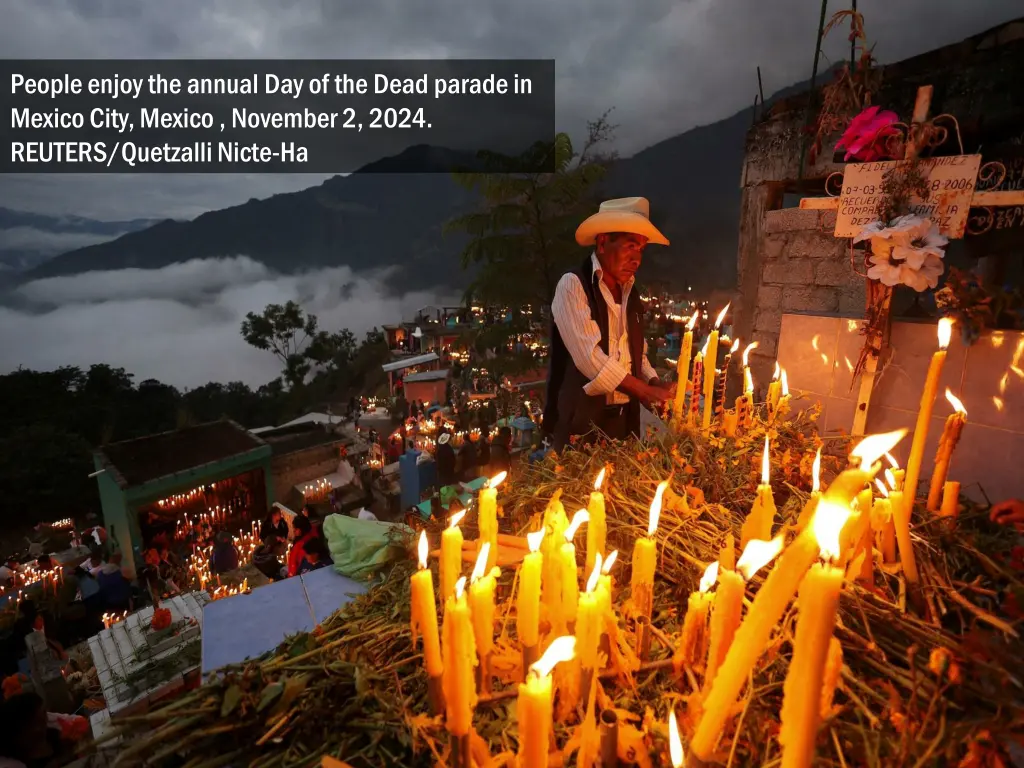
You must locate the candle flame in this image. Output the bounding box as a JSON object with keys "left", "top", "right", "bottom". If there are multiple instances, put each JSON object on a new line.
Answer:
{"left": 648, "top": 481, "right": 669, "bottom": 537}
{"left": 471, "top": 543, "right": 490, "bottom": 583}
{"left": 937, "top": 317, "right": 953, "bottom": 350}
{"left": 884, "top": 468, "right": 896, "bottom": 490}
{"left": 729, "top": 338, "right": 740, "bottom": 354}
{"left": 530, "top": 636, "right": 576, "bottom": 678}
{"left": 454, "top": 576, "right": 466, "bottom": 599}
{"left": 742, "top": 341, "right": 759, "bottom": 367}
{"left": 761, "top": 436, "right": 770, "bottom": 485}
{"left": 780, "top": 367, "right": 789, "bottom": 397}
{"left": 699, "top": 561, "right": 719, "bottom": 593}
{"left": 811, "top": 500, "right": 853, "bottom": 563}
{"left": 449, "top": 510, "right": 466, "bottom": 529}
{"left": 714, "top": 303, "right": 730, "bottom": 329}
{"left": 944, "top": 388, "right": 967, "bottom": 415}
{"left": 812, "top": 447, "right": 821, "bottom": 493}
{"left": 736, "top": 536, "right": 784, "bottom": 580}
{"left": 488, "top": 471, "right": 508, "bottom": 489}
{"left": 586, "top": 555, "right": 602, "bottom": 594}
{"left": 669, "top": 708, "right": 684, "bottom": 768}
{"left": 565, "top": 509, "right": 590, "bottom": 541}
{"left": 850, "top": 430, "right": 908, "bottom": 469}
{"left": 885, "top": 452, "right": 900, "bottom": 470}
{"left": 526, "top": 529, "right": 544, "bottom": 553}
{"left": 773, "top": 361, "right": 780, "bottom": 381}
{"left": 874, "top": 479, "right": 889, "bottom": 498}
{"left": 594, "top": 467, "right": 607, "bottom": 491}
{"left": 417, "top": 530, "right": 429, "bottom": 570}
{"left": 602, "top": 550, "right": 618, "bottom": 574}
{"left": 686, "top": 311, "right": 699, "bottom": 331}
{"left": 743, "top": 367, "right": 753, "bottom": 394}
{"left": 700, "top": 337, "right": 710, "bottom": 358}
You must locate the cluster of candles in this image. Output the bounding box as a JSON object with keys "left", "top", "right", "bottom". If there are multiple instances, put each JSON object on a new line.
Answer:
{"left": 157, "top": 483, "right": 216, "bottom": 511}
{"left": 102, "top": 610, "right": 128, "bottom": 629}
{"left": 5, "top": 564, "right": 64, "bottom": 596}
{"left": 185, "top": 527, "right": 259, "bottom": 591}
{"left": 173, "top": 506, "right": 235, "bottom": 539}
{"left": 49, "top": 518, "right": 74, "bottom": 529}
{"left": 209, "top": 578, "right": 249, "bottom": 601}
{"left": 301, "top": 479, "right": 334, "bottom": 503}
{"left": 406, "top": 421, "right": 944, "bottom": 765}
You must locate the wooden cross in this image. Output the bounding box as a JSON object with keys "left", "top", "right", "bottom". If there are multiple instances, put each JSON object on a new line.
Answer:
{"left": 798, "top": 85, "right": 1024, "bottom": 436}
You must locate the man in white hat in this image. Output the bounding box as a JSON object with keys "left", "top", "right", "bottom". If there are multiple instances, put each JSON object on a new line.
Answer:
{"left": 543, "top": 197, "right": 673, "bottom": 451}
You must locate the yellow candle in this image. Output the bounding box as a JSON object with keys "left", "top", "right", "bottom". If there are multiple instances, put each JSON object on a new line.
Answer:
{"left": 737, "top": 343, "right": 758, "bottom": 429}
{"left": 844, "top": 487, "right": 874, "bottom": 582}
{"left": 585, "top": 468, "right": 607, "bottom": 576}
{"left": 630, "top": 481, "right": 667, "bottom": 618}
{"left": 741, "top": 436, "right": 776, "bottom": 548}
{"left": 691, "top": 431, "right": 905, "bottom": 760}
{"left": 939, "top": 481, "right": 960, "bottom": 519}
{"left": 702, "top": 304, "right": 730, "bottom": 429}
{"left": 776, "top": 367, "right": 792, "bottom": 416}
{"left": 892, "top": 468, "right": 906, "bottom": 492}
{"left": 672, "top": 311, "right": 698, "bottom": 426}
{"left": 410, "top": 532, "right": 443, "bottom": 678}
{"left": 870, "top": 482, "right": 897, "bottom": 565}
{"left": 885, "top": 487, "right": 903, "bottom": 565}
{"left": 517, "top": 636, "right": 576, "bottom": 768}
{"left": 796, "top": 448, "right": 823, "bottom": 534}
{"left": 517, "top": 530, "right": 545, "bottom": 649}
{"left": 442, "top": 577, "right": 477, "bottom": 737}
{"left": 677, "top": 562, "right": 717, "bottom": 669}
{"left": 766, "top": 362, "right": 782, "bottom": 413}
{"left": 722, "top": 409, "right": 739, "bottom": 437}
{"left": 903, "top": 317, "right": 953, "bottom": 523}
{"left": 541, "top": 497, "right": 569, "bottom": 613}
{"left": 441, "top": 510, "right": 466, "bottom": 603}
{"left": 705, "top": 536, "right": 783, "bottom": 692}
{"left": 597, "top": 550, "right": 618, "bottom": 628}
{"left": 688, "top": 351, "right": 704, "bottom": 426}
{"left": 559, "top": 509, "right": 589, "bottom": 626}
{"left": 927, "top": 390, "right": 967, "bottom": 512}
{"left": 575, "top": 557, "right": 603, "bottom": 671}
{"left": 478, "top": 471, "right": 506, "bottom": 572}
{"left": 468, "top": 542, "right": 499, "bottom": 664}
{"left": 892, "top": 485, "right": 919, "bottom": 584}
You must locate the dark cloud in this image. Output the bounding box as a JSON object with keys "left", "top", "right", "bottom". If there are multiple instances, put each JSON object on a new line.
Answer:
{"left": 2, "top": 0, "right": 1020, "bottom": 218}
{"left": 1, "top": 257, "right": 454, "bottom": 388}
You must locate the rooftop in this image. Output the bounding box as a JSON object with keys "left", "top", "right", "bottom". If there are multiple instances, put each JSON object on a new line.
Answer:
{"left": 382, "top": 352, "right": 439, "bottom": 373}
{"left": 404, "top": 369, "right": 450, "bottom": 383}
{"left": 97, "top": 420, "right": 266, "bottom": 488}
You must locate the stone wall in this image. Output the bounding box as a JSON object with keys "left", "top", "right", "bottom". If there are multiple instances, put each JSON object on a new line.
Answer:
{"left": 270, "top": 441, "right": 344, "bottom": 506}
{"left": 747, "top": 208, "right": 866, "bottom": 389}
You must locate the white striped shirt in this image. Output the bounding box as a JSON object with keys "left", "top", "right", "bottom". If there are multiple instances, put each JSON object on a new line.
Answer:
{"left": 551, "top": 253, "right": 657, "bottom": 405}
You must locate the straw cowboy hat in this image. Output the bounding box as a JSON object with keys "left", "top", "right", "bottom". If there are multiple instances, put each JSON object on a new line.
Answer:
{"left": 575, "top": 197, "right": 669, "bottom": 247}
{"left": 438, "top": 433, "right": 451, "bottom": 445}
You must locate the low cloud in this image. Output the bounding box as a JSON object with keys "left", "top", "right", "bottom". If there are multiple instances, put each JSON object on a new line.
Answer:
{"left": 0, "top": 256, "right": 450, "bottom": 390}
{"left": 0, "top": 226, "right": 127, "bottom": 255}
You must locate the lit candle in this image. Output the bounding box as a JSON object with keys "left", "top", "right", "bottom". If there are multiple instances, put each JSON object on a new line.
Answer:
{"left": 596, "top": 550, "right": 618, "bottom": 629}
{"left": 559, "top": 509, "right": 589, "bottom": 628}
{"left": 517, "top": 636, "right": 576, "bottom": 768}
{"left": 735, "top": 342, "right": 758, "bottom": 429}
{"left": 541, "top": 497, "right": 569, "bottom": 614}
{"left": 574, "top": 556, "right": 603, "bottom": 699}
{"left": 903, "top": 317, "right": 953, "bottom": 521}
{"left": 517, "top": 530, "right": 545, "bottom": 653}
{"left": 741, "top": 436, "right": 776, "bottom": 548}
{"left": 672, "top": 311, "right": 699, "bottom": 427}
{"left": 676, "top": 561, "right": 718, "bottom": 670}
{"left": 715, "top": 338, "right": 740, "bottom": 419}
{"left": 585, "top": 468, "right": 607, "bottom": 576}
{"left": 776, "top": 367, "right": 791, "bottom": 416}
{"left": 630, "top": 481, "right": 668, "bottom": 618}
{"left": 872, "top": 479, "right": 897, "bottom": 564}
{"left": 688, "top": 346, "right": 705, "bottom": 426}
{"left": 886, "top": 453, "right": 905, "bottom": 492}
{"left": 702, "top": 304, "right": 730, "bottom": 429}
{"left": 927, "top": 390, "right": 967, "bottom": 512}
{"left": 478, "top": 471, "right": 507, "bottom": 572}
{"left": 778, "top": 500, "right": 852, "bottom": 768}
{"left": 691, "top": 431, "right": 906, "bottom": 760}
{"left": 847, "top": 486, "right": 874, "bottom": 584}
{"left": 442, "top": 577, "right": 477, "bottom": 738}
{"left": 796, "top": 447, "right": 823, "bottom": 533}
{"left": 939, "top": 481, "right": 960, "bottom": 519}
{"left": 468, "top": 542, "right": 499, "bottom": 693}
{"left": 441, "top": 511, "right": 466, "bottom": 603}
{"left": 705, "top": 537, "right": 783, "bottom": 691}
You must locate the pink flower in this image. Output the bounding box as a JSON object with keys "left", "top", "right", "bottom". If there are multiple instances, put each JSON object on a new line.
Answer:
{"left": 836, "top": 106, "right": 900, "bottom": 162}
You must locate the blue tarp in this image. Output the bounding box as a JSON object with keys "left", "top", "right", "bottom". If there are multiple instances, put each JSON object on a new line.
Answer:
{"left": 200, "top": 568, "right": 368, "bottom": 674}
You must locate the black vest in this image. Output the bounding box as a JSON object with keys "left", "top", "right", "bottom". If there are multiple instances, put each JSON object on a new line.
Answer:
{"left": 543, "top": 256, "right": 645, "bottom": 450}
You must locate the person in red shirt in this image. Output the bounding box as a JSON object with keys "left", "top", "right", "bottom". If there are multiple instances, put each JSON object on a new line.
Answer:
{"left": 287, "top": 515, "right": 315, "bottom": 577}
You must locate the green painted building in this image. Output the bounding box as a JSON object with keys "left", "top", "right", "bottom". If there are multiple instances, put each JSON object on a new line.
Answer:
{"left": 93, "top": 420, "right": 274, "bottom": 576}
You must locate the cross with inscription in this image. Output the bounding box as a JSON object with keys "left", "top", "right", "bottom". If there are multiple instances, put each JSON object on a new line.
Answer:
{"left": 798, "top": 85, "right": 1024, "bottom": 436}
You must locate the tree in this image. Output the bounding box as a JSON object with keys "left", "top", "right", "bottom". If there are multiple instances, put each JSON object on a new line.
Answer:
{"left": 240, "top": 301, "right": 340, "bottom": 389}
{"left": 444, "top": 112, "right": 618, "bottom": 310}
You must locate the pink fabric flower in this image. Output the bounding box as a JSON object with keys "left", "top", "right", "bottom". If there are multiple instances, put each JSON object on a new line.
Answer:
{"left": 836, "top": 106, "right": 900, "bottom": 162}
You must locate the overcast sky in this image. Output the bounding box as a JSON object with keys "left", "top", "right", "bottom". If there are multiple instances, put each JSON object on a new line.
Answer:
{"left": 1, "top": 0, "right": 1020, "bottom": 394}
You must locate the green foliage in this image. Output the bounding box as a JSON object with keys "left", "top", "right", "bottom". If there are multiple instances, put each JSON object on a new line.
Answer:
{"left": 241, "top": 301, "right": 345, "bottom": 389}
{"left": 444, "top": 111, "right": 617, "bottom": 309}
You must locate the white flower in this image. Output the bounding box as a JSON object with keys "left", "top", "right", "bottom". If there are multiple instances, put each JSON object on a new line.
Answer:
{"left": 892, "top": 220, "right": 948, "bottom": 266}
{"left": 853, "top": 214, "right": 930, "bottom": 245}
{"left": 858, "top": 215, "right": 948, "bottom": 292}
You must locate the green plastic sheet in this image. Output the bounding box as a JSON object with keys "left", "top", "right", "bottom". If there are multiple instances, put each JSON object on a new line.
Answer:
{"left": 322, "top": 514, "right": 411, "bottom": 581}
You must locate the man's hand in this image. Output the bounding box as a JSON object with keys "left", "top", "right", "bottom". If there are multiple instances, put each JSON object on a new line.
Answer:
{"left": 990, "top": 499, "right": 1024, "bottom": 528}
{"left": 642, "top": 381, "right": 672, "bottom": 406}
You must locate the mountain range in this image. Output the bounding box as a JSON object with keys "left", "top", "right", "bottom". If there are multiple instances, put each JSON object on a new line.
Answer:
{"left": 19, "top": 75, "right": 817, "bottom": 295}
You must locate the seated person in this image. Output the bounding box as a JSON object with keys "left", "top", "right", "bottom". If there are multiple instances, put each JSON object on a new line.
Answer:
{"left": 95, "top": 553, "right": 132, "bottom": 612}
{"left": 252, "top": 536, "right": 287, "bottom": 582}
{"left": 259, "top": 508, "right": 289, "bottom": 542}
{"left": 490, "top": 427, "right": 513, "bottom": 476}
{"left": 435, "top": 432, "right": 458, "bottom": 487}
{"left": 287, "top": 515, "right": 316, "bottom": 577}
{"left": 0, "top": 691, "right": 89, "bottom": 768}
{"left": 296, "top": 537, "right": 331, "bottom": 575}
{"left": 209, "top": 532, "right": 239, "bottom": 575}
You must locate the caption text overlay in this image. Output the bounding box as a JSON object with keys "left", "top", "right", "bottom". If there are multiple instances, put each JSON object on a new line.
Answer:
{"left": 2, "top": 60, "right": 555, "bottom": 173}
